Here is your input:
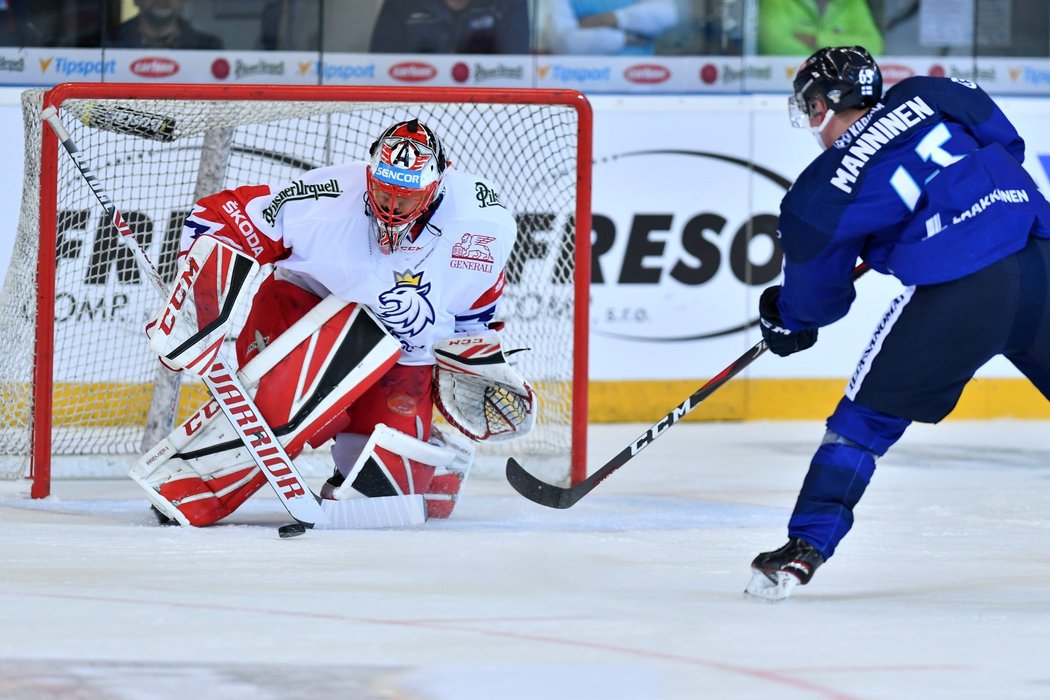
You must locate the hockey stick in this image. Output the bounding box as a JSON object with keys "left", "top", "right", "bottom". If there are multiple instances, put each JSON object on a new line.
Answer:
{"left": 43, "top": 106, "right": 326, "bottom": 527}
{"left": 507, "top": 264, "right": 871, "bottom": 509}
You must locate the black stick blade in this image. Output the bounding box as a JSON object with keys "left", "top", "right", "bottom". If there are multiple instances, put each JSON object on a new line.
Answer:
{"left": 505, "top": 458, "right": 580, "bottom": 509}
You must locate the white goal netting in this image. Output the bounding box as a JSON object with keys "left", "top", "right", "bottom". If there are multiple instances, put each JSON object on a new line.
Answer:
{"left": 0, "top": 85, "right": 589, "bottom": 496}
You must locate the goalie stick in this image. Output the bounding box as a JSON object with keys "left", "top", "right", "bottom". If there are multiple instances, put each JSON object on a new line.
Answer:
{"left": 506, "top": 264, "right": 871, "bottom": 509}
{"left": 43, "top": 105, "right": 326, "bottom": 528}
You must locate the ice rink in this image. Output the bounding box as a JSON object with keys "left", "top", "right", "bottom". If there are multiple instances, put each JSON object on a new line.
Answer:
{"left": 2, "top": 419, "right": 1049, "bottom": 700}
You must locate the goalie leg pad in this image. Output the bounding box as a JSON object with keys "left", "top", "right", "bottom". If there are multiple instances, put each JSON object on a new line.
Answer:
{"left": 326, "top": 425, "right": 450, "bottom": 500}
{"left": 324, "top": 424, "right": 476, "bottom": 520}
{"left": 132, "top": 291, "right": 400, "bottom": 527}
{"left": 423, "top": 424, "right": 477, "bottom": 519}
{"left": 237, "top": 279, "right": 402, "bottom": 456}
{"left": 315, "top": 495, "right": 427, "bottom": 530}
{"left": 156, "top": 465, "right": 267, "bottom": 527}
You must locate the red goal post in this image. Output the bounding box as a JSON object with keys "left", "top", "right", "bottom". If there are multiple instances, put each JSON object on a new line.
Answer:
{"left": 1, "top": 83, "right": 591, "bottom": 498}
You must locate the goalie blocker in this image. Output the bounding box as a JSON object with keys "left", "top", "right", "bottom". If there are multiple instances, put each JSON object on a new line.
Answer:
{"left": 145, "top": 236, "right": 259, "bottom": 375}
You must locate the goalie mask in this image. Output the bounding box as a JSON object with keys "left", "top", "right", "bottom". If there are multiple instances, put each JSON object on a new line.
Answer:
{"left": 789, "top": 46, "right": 882, "bottom": 145}
{"left": 366, "top": 119, "right": 448, "bottom": 253}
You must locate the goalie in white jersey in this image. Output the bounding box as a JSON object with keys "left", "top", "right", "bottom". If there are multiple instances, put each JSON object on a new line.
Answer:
{"left": 134, "top": 118, "right": 536, "bottom": 528}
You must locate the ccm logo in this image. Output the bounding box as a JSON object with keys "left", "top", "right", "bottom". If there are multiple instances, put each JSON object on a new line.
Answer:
{"left": 390, "top": 62, "right": 437, "bottom": 82}
{"left": 131, "top": 57, "right": 179, "bottom": 78}
{"left": 158, "top": 256, "right": 201, "bottom": 333}
{"left": 183, "top": 400, "right": 221, "bottom": 437}
{"left": 445, "top": 337, "right": 485, "bottom": 346}
{"left": 625, "top": 64, "right": 670, "bottom": 84}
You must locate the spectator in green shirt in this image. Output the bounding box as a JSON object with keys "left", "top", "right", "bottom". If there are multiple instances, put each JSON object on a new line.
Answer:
{"left": 758, "top": 0, "right": 883, "bottom": 56}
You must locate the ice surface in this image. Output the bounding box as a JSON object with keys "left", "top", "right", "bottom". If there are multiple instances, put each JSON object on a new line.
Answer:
{"left": 2, "top": 420, "right": 1049, "bottom": 700}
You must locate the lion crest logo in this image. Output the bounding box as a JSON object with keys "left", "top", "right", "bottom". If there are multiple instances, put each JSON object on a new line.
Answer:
{"left": 378, "top": 270, "right": 436, "bottom": 340}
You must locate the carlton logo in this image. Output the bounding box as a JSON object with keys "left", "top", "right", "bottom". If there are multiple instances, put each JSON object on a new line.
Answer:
{"left": 879, "top": 64, "right": 914, "bottom": 84}
{"left": 389, "top": 62, "right": 437, "bottom": 82}
{"left": 625, "top": 64, "right": 670, "bottom": 84}
{"left": 131, "top": 57, "right": 179, "bottom": 78}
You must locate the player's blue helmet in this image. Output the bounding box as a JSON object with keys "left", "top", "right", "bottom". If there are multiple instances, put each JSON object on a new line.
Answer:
{"left": 789, "top": 46, "right": 882, "bottom": 128}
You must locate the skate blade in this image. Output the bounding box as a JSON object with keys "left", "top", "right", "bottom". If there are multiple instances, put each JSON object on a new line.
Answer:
{"left": 743, "top": 569, "right": 800, "bottom": 602}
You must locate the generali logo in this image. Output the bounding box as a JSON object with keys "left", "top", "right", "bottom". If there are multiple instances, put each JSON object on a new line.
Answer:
{"left": 389, "top": 62, "right": 436, "bottom": 82}
{"left": 131, "top": 56, "right": 179, "bottom": 78}
{"left": 625, "top": 64, "right": 669, "bottom": 84}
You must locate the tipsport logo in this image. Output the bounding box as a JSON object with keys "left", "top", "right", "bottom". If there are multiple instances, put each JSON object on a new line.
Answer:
{"left": 39, "top": 56, "right": 116, "bottom": 77}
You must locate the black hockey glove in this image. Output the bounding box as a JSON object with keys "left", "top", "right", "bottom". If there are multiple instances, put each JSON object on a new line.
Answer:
{"left": 759, "top": 285, "right": 818, "bottom": 357}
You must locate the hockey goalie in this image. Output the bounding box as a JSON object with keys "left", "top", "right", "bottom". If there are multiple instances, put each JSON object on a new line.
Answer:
{"left": 131, "top": 118, "right": 536, "bottom": 528}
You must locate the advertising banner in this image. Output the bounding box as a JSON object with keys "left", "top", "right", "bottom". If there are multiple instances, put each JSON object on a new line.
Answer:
{"left": 586, "top": 93, "right": 1050, "bottom": 381}
{"left": 5, "top": 49, "right": 1050, "bottom": 96}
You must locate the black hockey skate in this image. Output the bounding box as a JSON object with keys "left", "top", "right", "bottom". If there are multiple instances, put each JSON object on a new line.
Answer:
{"left": 150, "top": 504, "right": 179, "bottom": 526}
{"left": 744, "top": 537, "right": 825, "bottom": 601}
{"left": 320, "top": 468, "right": 346, "bottom": 500}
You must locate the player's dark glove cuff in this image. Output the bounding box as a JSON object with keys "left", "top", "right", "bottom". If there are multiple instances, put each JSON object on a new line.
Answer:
{"left": 759, "top": 285, "right": 818, "bottom": 357}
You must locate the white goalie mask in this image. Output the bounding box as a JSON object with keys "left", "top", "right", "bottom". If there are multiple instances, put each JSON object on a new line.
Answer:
{"left": 365, "top": 119, "right": 448, "bottom": 253}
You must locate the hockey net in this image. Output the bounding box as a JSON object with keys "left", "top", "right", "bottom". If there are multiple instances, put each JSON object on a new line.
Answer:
{"left": 0, "top": 84, "right": 591, "bottom": 498}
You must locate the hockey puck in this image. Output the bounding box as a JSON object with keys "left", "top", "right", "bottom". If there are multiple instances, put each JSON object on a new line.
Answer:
{"left": 277, "top": 523, "right": 308, "bottom": 539}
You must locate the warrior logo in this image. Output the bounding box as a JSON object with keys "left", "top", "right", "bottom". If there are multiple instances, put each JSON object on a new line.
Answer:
{"left": 451, "top": 234, "right": 495, "bottom": 273}
{"left": 378, "top": 270, "right": 436, "bottom": 342}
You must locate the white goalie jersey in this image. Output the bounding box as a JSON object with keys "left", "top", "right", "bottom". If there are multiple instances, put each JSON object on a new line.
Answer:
{"left": 181, "top": 163, "right": 517, "bottom": 365}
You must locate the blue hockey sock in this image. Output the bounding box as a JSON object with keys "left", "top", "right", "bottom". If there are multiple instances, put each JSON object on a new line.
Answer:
{"left": 787, "top": 442, "right": 876, "bottom": 558}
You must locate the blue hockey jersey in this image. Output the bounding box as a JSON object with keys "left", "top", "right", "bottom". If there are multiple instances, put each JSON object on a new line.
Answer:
{"left": 776, "top": 76, "right": 1050, "bottom": 331}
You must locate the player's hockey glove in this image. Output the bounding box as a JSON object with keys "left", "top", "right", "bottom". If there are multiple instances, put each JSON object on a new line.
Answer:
{"left": 759, "top": 285, "right": 818, "bottom": 357}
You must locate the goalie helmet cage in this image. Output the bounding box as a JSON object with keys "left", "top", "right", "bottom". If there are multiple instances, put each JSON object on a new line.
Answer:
{"left": 2, "top": 82, "right": 591, "bottom": 498}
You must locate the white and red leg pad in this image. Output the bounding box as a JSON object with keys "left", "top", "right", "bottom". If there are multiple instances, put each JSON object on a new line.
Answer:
{"left": 422, "top": 424, "right": 476, "bottom": 519}
{"left": 318, "top": 494, "right": 428, "bottom": 529}
{"left": 131, "top": 297, "right": 401, "bottom": 527}
{"left": 132, "top": 397, "right": 267, "bottom": 527}
{"left": 319, "top": 422, "right": 475, "bottom": 527}
{"left": 156, "top": 465, "right": 265, "bottom": 527}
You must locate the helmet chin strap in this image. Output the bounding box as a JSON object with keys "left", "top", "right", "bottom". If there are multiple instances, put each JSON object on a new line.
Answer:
{"left": 809, "top": 109, "right": 835, "bottom": 150}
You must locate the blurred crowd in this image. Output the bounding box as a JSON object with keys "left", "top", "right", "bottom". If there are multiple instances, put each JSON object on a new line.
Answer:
{"left": 1, "top": 0, "right": 1048, "bottom": 57}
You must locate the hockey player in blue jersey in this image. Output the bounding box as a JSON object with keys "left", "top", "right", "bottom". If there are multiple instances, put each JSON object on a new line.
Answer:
{"left": 745, "top": 46, "right": 1050, "bottom": 600}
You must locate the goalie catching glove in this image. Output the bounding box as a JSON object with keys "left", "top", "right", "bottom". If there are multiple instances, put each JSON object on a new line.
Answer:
{"left": 145, "top": 236, "right": 260, "bottom": 375}
{"left": 432, "top": 328, "right": 537, "bottom": 442}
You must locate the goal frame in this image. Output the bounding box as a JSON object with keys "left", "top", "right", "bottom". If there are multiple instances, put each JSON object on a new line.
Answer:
{"left": 28, "top": 82, "right": 592, "bottom": 498}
